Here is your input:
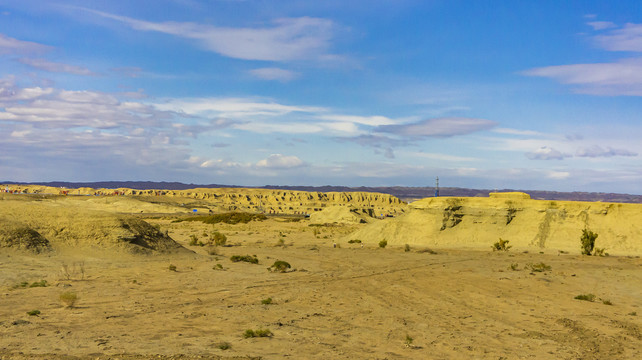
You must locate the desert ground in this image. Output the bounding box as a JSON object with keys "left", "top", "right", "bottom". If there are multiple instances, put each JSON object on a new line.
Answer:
{"left": 1, "top": 187, "right": 641, "bottom": 359}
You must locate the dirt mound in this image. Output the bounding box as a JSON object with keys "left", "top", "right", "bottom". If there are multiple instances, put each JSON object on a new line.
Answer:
{"left": 0, "top": 200, "right": 187, "bottom": 254}
{"left": 309, "top": 206, "right": 374, "bottom": 224}
{"left": 347, "top": 196, "right": 642, "bottom": 255}
{"left": 0, "top": 218, "right": 50, "bottom": 253}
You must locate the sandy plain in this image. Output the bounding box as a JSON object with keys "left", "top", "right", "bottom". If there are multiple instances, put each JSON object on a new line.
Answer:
{"left": 1, "top": 190, "right": 641, "bottom": 359}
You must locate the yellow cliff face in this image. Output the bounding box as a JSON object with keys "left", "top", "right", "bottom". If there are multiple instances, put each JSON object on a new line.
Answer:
{"left": 347, "top": 196, "right": 642, "bottom": 255}
{"left": 1, "top": 185, "right": 407, "bottom": 216}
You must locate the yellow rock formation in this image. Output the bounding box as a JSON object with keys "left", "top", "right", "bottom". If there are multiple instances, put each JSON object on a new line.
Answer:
{"left": 347, "top": 196, "right": 642, "bottom": 255}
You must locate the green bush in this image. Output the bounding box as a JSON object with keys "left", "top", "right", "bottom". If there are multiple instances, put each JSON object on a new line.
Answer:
{"left": 189, "top": 234, "right": 199, "bottom": 246}
{"left": 29, "top": 280, "right": 48, "bottom": 288}
{"left": 230, "top": 255, "right": 259, "bottom": 264}
{"left": 492, "top": 238, "right": 511, "bottom": 251}
{"left": 268, "top": 260, "right": 291, "bottom": 273}
{"left": 574, "top": 294, "right": 596, "bottom": 302}
{"left": 216, "top": 342, "right": 231, "bottom": 350}
{"left": 347, "top": 239, "right": 362, "bottom": 244}
{"left": 26, "top": 310, "right": 41, "bottom": 316}
{"left": 261, "top": 297, "right": 273, "bottom": 305}
{"left": 581, "top": 229, "right": 598, "bottom": 255}
{"left": 243, "top": 329, "right": 273, "bottom": 338}
{"left": 379, "top": 239, "right": 388, "bottom": 248}
{"left": 169, "top": 264, "right": 177, "bottom": 271}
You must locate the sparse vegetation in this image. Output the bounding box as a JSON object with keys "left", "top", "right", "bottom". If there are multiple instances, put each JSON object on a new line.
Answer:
{"left": 417, "top": 248, "right": 437, "bottom": 254}
{"left": 261, "top": 297, "right": 273, "bottom": 305}
{"left": 602, "top": 299, "right": 613, "bottom": 305}
{"left": 213, "top": 263, "right": 224, "bottom": 270}
{"left": 60, "top": 291, "right": 78, "bottom": 308}
{"left": 275, "top": 238, "right": 285, "bottom": 247}
{"left": 527, "top": 262, "right": 551, "bottom": 272}
{"left": 216, "top": 342, "right": 231, "bottom": 350}
{"left": 209, "top": 231, "right": 227, "bottom": 246}
{"left": 580, "top": 229, "right": 598, "bottom": 256}
{"left": 230, "top": 255, "right": 259, "bottom": 264}
{"left": 268, "top": 260, "right": 291, "bottom": 272}
{"left": 379, "top": 239, "right": 388, "bottom": 248}
{"left": 243, "top": 329, "right": 273, "bottom": 338}
{"left": 26, "top": 309, "right": 41, "bottom": 316}
{"left": 29, "top": 279, "right": 48, "bottom": 288}
{"left": 189, "top": 234, "right": 199, "bottom": 246}
{"left": 574, "top": 294, "right": 596, "bottom": 302}
{"left": 61, "top": 262, "right": 85, "bottom": 280}
{"left": 348, "top": 239, "right": 362, "bottom": 244}
{"left": 175, "top": 212, "right": 267, "bottom": 225}
{"left": 405, "top": 334, "right": 414, "bottom": 347}
{"left": 492, "top": 238, "right": 512, "bottom": 251}
{"left": 404, "top": 244, "right": 411, "bottom": 252}
{"left": 509, "top": 263, "right": 519, "bottom": 271}
{"left": 168, "top": 264, "right": 177, "bottom": 271}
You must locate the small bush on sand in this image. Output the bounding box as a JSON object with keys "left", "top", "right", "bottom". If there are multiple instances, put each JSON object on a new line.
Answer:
{"left": 26, "top": 310, "right": 41, "bottom": 316}
{"left": 209, "top": 231, "right": 227, "bottom": 246}
{"left": 189, "top": 234, "right": 199, "bottom": 246}
{"left": 213, "top": 263, "right": 224, "bottom": 270}
{"left": 268, "top": 260, "right": 291, "bottom": 273}
{"left": 417, "top": 248, "right": 437, "bottom": 254}
{"left": 168, "top": 264, "right": 177, "bottom": 271}
{"left": 216, "top": 342, "right": 231, "bottom": 350}
{"left": 379, "top": 239, "right": 388, "bottom": 248}
{"left": 29, "top": 280, "right": 48, "bottom": 288}
{"left": 348, "top": 239, "right": 362, "bottom": 244}
{"left": 492, "top": 238, "right": 511, "bottom": 251}
{"left": 404, "top": 244, "right": 411, "bottom": 252}
{"left": 230, "top": 255, "right": 259, "bottom": 264}
{"left": 581, "top": 229, "right": 598, "bottom": 255}
{"left": 527, "top": 262, "right": 551, "bottom": 272}
{"left": 275, "top": 238, "right": 285, "bottom": 247}
{"left": 405, "top": 334, "right": 414, "bottom": 347}
{"left": 176, "top": 212, "right": 267, "bottom": 225}
{"left": 508, "top": 263, "right": 519, "bottom": 271}
{"left": 60, "top": 292, "right": 78, "bottom": 308}
{"left": 244, "top": 329, "right": 273, "bottom": 338}
{"left": 574, "top": 294, "right": 596, "bottom": 302}
{"left": 261, "top": 297, "right": 273, "bottom": 305}
{"left": 602, "top": 299, "right": 613, "bottom": 305}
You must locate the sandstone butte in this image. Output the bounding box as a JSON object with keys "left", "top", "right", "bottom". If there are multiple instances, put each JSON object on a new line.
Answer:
{"left": 348, "top": 192, "right": 642, "bottom": 256}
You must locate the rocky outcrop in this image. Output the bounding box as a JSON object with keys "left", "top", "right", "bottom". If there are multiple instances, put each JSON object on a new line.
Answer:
{"left": 347, "top": 195, "right": 642, "bottom": 255}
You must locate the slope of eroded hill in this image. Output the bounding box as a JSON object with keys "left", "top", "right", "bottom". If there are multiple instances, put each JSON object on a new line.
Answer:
{"left": 2, "top": 185, "right": 406, "bottom": 216}
{"left": 347, "top": 192, "right": 642, "bottom": 255}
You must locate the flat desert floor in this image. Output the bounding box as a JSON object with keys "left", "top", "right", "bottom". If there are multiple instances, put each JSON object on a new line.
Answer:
{"left": 1, "top": 215, "right": 642, "bottom": 359}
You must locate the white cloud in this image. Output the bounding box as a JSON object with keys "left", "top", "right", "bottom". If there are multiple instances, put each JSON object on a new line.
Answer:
{"left": 587, "top": 21, "right": 616, "bottom": 31}
{"left": 17, "top": 58, "right": 96, "bottom": 76}
{"left": 525, "top": 146, "right": 571, "bottom": 160}
{"left": 0, "top": 33, "right": 51, "bottom": 55}
{"left": 317, "top": 114, "right": 398, "bottom": 126}
{"left": 547, "top": 171, "right": 571, "bottom": 180}
{"left": 86, "top": 9, "right": 337, "bottom": 62}
{"left": 249, "top": 67, "right": 299, "bottom": 82}
{"left": 576, "top": 145, "right": 638, "bottom": 158}
{"left": 594, "top": 23, "right": 642, "bottom": 52}
{"left": 493, "top": 128, "right": 543, "bottom": 136}
{"left": 256, "top": 154, "right": 304, "bottom": 169}
{"left": 523, "top": 58, "right": 642, "bottom": 96}
{"left": 408, "top": 152, "right": 479, "bottom": 162}
{"left": 376, "top": 117, "right": 497, "bottom": 138}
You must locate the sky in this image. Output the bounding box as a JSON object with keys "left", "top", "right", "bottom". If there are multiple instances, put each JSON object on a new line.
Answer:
{"left": 1, "top": 0, "right": 641, "bottom": 194}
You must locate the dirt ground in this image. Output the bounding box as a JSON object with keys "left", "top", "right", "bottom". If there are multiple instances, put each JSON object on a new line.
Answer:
{"left": 1, "top": 215, "right": 641, "bottom": 359}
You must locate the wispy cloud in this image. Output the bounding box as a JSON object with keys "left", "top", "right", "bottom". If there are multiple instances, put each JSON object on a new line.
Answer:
{"left": 576, "top": 145, "right": 638, "bottom": 158}
{"left": 525, "top": 146, "right": 571, "bottom": 160}
{"left": 587, "top": 21, "right": 616, "bottom": 31}
{"left": 594, "top": 23, "right": 642, "bottom": 52}
{"left": 249, "top": 67, "right": 299, "bottom": 82}
{"left": 0, "top": 33, "right": 52, "bottom": 55}
{"left": 84, "top": 8, "right": 338, "bottom": 62}
{"left": 376, "top": 117, "right": 497, "bottom": 138}
{"left": 17, "top": 58, "right": 96, "bottom": 76}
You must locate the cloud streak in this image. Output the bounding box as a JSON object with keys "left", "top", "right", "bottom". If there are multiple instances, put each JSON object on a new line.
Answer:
{"left": 85, "top": 9, "right": 337, "bottom": 62}
{"left": 17, "top": 58, "right": 96, "bottom": 76}
{"left": 0, "top": 33, "right": 52, "bottom": 55}
{"left": 376, "top": 117, "right": 497, "bottom": 138}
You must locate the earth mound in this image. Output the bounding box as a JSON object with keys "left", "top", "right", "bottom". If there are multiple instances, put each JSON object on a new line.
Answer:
{"left": 309, "top": 206, "right": 374, "bottom": 224}
{"left": 0, "top": 200, "right": 187, "bottom": 254}
{"left": 0, "top": 218, "right": 50, "bottom": 253}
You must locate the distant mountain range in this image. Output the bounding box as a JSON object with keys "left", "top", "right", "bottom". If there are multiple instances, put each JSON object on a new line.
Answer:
{"left": 3, "top": 181, "right": 641, "bottom": 203}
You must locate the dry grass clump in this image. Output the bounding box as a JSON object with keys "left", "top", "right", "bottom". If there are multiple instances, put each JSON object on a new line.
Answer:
{"left": 243, "top": 329, "right": 273, "bottom": 338}
{"left": 230, "top": 255, "right": 259, "bottom": 264}
{"left": 492, "top": 238, "right": 511, "bottom": 251}
{"left": 268, "top": 260, "right": 291, "bottom": 273}
{"left": 60, "top": 291, "right": 78, "bottom": 308}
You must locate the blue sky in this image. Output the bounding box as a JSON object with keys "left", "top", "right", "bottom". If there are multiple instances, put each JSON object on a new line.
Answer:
{"left": 1, "top": 0, "right": 641, "bottom": 194}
